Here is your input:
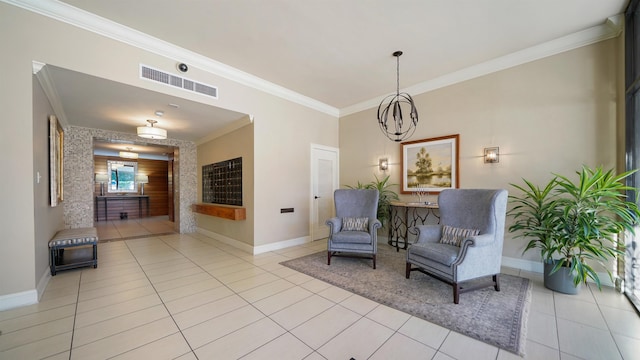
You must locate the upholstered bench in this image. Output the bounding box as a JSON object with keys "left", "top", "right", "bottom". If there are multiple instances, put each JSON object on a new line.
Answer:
{"left": 49, "top": 227, "right": 98, "bottom": 276}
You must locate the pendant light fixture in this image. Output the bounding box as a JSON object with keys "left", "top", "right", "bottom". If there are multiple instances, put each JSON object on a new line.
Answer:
{"left": 377, "top": 51, "right": 419, "bottom": 142}
{"left": 137, "top": 119, "right": 167, "bottom": 139}
{"left": 119, "top": 147, "right": 138, "bottom": 159}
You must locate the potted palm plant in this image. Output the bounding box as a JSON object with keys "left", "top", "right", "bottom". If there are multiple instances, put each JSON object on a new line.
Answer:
{"left": 346, "top": 174, "right": 399, "bottom": 227}
{"left": 508, "top": 166, "right": 640, "bottom": 293}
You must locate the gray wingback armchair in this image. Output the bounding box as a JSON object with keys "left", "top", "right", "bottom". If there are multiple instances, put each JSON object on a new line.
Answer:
{"left": 406, "top": 189, "right": 508, "bottom": 304}
{"left": 326, "top": 189, "right": 381, "bottom": 269}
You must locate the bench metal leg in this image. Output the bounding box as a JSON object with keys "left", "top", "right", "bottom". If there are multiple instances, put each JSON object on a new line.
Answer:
{"left": 50, "top": 248, "right": 57, "bottom": 276}
{"left": 93, "top": 244, "right": 98, "bottom": 268}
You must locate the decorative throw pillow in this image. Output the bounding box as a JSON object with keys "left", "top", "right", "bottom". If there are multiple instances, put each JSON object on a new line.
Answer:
{"left": 341, "top": 217, "right": 369, "bottom": 231}
{"left": 439, "top": 225, "right": 480, "bottom": 246}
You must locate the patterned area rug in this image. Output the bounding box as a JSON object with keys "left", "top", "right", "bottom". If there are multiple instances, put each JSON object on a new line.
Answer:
{"left": 280, "top": 244, "right": 531, "bottom": 355}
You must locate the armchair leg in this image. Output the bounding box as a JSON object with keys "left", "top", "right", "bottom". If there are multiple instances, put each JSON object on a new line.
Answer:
{"left": 493, "top": 274, "right": 500, "bottom": 291}
{"left": 327, "top": 251, "right": 331, "bottom": 265}
{"left": 453, "top": 283, "right": 460, "bottom": 304}
{"left": 405, "top": 263, "right": 411, "bottom": 279}
{"left": 372, "top": 254, "right": 376, "bottom": 269}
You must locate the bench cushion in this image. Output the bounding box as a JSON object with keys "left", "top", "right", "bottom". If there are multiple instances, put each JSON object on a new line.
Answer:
{"left": 49, "top": 227, "right": 98, "bottom": 248}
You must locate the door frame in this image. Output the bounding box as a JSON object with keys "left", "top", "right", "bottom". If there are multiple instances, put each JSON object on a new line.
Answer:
{"left": 310, "top": 144, "right": 339, "bottom": 241}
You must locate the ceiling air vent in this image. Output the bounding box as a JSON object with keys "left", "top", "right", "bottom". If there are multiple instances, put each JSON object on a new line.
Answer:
{"left": 140, "top": 64, "right": 218, "bottom": 99}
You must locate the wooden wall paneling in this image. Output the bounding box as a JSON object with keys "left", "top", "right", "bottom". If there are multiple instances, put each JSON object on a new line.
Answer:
{"left": 93, "top": 155, "right": 170, "bottom": 221}
{"left": 167, "top": 156, "right": 174, "bottom": 221}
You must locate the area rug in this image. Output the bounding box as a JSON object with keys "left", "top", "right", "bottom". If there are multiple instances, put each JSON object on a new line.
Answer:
{"left": 280, "top": 244, "right": 531, "bottom": 355}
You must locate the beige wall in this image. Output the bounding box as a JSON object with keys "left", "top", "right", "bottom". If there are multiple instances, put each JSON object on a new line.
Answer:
{"left": 252, "top": 96, "right": 339, "bottom": 247}
{"left": 0, "top": 3, "right": 338, "bottom": 304}
{"left": 339, "top": 39, "right": 622, "bottom": 263}
{"left": 197, "top": 121, "right": 255, "bottom": 245}
{"left": 1, "top": 4, "right": 38, "bottom": 301}
{"left": 33, "top": 77, "right": 65, "bottom": 291}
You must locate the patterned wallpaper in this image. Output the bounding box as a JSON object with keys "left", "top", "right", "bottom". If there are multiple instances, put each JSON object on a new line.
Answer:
{"left": 63, "top": 126, "right": 197, "bottom": 233}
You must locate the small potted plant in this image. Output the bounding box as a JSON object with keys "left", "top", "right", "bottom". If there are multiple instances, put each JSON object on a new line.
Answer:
{"left": 508, "top": 166, "right": 640, "bottom": 293}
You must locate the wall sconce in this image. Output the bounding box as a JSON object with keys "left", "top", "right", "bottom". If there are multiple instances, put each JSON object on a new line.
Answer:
{"left": 135, "top": 175, "right": 149, "bottom": 195}
{"left": 95, "top": 173, "right": 109, "bottom": 196}
{"left": 379, "top": 158, "right": 389, "bottom": 171}
{"left": 484, "top": 147, "right": 499, "bottom": 163}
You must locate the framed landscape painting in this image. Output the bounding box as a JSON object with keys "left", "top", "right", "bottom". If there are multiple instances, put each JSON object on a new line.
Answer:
{"left": 401, "top": 134, "right": 459, "bottom": 194}
{"left": 49, "top": 115, "right": 64, "bottom": 207}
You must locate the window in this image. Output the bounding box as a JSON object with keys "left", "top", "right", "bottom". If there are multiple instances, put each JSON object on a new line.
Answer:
{"left": 624, "top": 0, "right": 640, "bottom": 312}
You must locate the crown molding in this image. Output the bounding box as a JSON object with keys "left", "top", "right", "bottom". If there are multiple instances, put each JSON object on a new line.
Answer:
{"left": 4, "top": 0, "right": 339, "bottom": 117}
{"left": 340, "top": 15, "right": 623, "bottom": 117}
{"left": 33, "top": 61, "right": 70, "bottom": 129}
{"left": 6, "top": 0, "right": 622, "bottom": 120}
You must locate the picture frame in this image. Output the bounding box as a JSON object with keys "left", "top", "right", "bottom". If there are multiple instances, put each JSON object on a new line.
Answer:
{"left": 401, "top": 134, "right": 459, "bottom": 194}
{"left": 49, "top": 115, "right": 64, "bottom": 206}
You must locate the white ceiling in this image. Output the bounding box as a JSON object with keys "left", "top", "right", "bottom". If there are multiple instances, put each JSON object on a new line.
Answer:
{"left": 24, "top": 0, "right": 628, "bottom": 147}
{"left": 44, "top": 65, "right": 248, "bottom": 142}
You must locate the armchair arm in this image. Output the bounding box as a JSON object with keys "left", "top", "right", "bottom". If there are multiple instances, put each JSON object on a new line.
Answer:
{"left": 414, "top": 225, "right": 442, "bottom": 244}
{"left": 459, "top": 233, "right": 494, "bottom": 248}
{"left": 453, "top": 233, "right": 496, "bottom": 266}
{"left": 326, "top": 217, "right": 342, "bottom": 234}
{"left": 369, "top": 218, "right": 382, "bottom": 233}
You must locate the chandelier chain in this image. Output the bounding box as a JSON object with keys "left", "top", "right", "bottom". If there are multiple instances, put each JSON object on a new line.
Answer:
{"left": 396, "top": 54, "right": 400, "bottom": 95}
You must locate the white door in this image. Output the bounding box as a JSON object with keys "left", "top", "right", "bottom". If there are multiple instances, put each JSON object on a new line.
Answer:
{"left": 311, "top": 145, "right": 339, "bottom": 241}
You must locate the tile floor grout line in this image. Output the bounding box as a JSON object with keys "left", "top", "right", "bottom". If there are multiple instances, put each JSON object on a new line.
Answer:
{"left": 281, "top": 302, "right": 347, "bottom": 353}
{"left": 67, "top": 270, "right": 83, "bottom": 360}
{"left": 118, "top": 237, "right": 202, "bottom": 359}
{"left": 551, "top": 287, "right": 565, "bottom": 359}
{"left": 161, "top": 235, "right": 316, "bottom": 318}
{"left": 590, "top": 284, "right": 627, "bottom": 360}
{"left": 160, "top": 235, "right": 350, "bottom": 357}
{"left": 135, "top": 235, "right": 314, "bottom": 357}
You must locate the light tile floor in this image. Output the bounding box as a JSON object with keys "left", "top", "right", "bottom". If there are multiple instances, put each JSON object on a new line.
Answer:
{"left": 95, "top": 216, "right": 175, "bottom": 241}
{"left": 1, "top": 227, "right": 639, "bottom": 359}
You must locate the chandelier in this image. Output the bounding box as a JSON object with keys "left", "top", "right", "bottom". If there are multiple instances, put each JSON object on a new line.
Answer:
{"left": 377, "top": 51, "right": 418, "bottom": 142}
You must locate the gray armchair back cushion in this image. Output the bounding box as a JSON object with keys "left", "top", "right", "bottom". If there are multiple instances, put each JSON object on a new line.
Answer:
{"left": 438, "top": 189, "right": 506, "bottom": 239}
{"left": 334, "top": 189, "right": 379, "bottom": 220}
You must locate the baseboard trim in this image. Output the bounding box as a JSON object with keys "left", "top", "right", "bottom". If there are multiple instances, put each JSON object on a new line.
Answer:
{"left": 0, "top": 289, "right": 38, "bottom": 311}
{"left": 195, "top": 227, "right": 310, "bottom": 255}
{"left": 501, "top": 256, "right": 615, "bottom": 288}
{"left": 501, "top": 256, "right": 543, "bottom": 273}
{"left": 36, "top": 267, "right": 51, "bottom": 301}
{"left": 253, "top": 236, "right": 310, "bottom": 254}
{"left": 195, "top": 227, "right": 254, "bottom": 254}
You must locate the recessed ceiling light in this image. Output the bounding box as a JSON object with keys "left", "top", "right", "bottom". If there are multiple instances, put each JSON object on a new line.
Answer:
{"left": 168, "top": 103, "right": 180, "bottom": 108}
{"left": 155, "top": 110, "right": 164, "bottom": 117}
